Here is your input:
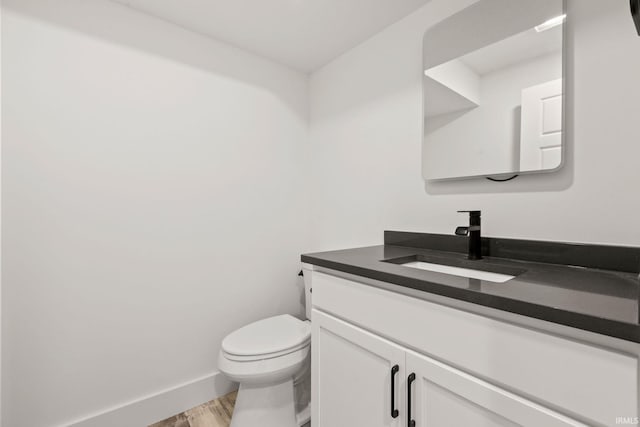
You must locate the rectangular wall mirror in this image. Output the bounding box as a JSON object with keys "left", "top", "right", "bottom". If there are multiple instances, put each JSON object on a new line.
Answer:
{"left": 422, "top": 0, "right": 565, "bottom": 181}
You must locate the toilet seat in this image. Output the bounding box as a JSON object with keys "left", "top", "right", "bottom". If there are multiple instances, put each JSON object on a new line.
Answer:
{"left": 222, "top": 315, "right": 311, "bottom": 361}
{"left": 222, "top": 340, "right": 310, "bottom": 362}
{"left": 218, "top": 346, "right": 309, "bottom": 384}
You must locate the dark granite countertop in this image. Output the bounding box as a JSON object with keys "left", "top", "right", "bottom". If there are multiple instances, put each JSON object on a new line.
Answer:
{"left": 301, "top": 232, "right": 640, "bottom": 343}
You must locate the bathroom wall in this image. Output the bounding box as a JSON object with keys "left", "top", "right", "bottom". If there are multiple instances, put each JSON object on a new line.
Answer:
{"left": 309, "top": 0, "right": 640, "bottom": 250}
{"left": 1, "top": 1, "right": 308, "bottom": 426}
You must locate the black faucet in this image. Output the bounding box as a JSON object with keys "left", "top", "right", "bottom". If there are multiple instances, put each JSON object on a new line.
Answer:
{"left": 455, "top": 210, "right": 482, "bottom": 260}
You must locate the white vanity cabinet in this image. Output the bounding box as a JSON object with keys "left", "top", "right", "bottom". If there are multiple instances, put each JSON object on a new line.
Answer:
{"left": 313, "top": 312, "right": 405, "bottom": 427}
{"left": 310, "top": 269, "right": 640, "bottom": 427}
{"left": 314, "top": 311, "right": 584, "bottom": 427}
{"left": 405, "top": 347, "right": 584, "bottom": 427}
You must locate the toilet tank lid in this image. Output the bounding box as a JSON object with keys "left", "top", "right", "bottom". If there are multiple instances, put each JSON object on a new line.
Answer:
{"left": 222, "top": 314, "right": 311, "bottom": 357}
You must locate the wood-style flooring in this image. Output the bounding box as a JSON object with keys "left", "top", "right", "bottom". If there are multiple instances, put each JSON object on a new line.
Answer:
{"left": 149, "top": 391, "right": 237, "bottom": 427}
{"left": 149, "top": 391, "right": 311, "bottom": 427}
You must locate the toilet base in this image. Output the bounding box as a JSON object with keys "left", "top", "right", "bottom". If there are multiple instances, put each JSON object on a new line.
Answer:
{"left": 231, "top": 379, "right": 301, "bottom": 427}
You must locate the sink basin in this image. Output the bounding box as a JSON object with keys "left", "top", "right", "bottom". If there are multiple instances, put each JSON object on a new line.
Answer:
{"left": 382, "top": 254, "right": 524, "bottom": 284}
{"left": 400, "top": 261, "right": 515, "bottom": 283}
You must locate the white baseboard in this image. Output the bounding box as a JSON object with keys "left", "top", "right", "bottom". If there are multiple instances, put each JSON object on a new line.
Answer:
{"left": 62, "top": 372, "right": 237, "bottom": 427}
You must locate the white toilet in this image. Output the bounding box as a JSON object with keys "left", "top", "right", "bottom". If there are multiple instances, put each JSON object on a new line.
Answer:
{"left": 218, "top": 264, "right": 313, "bottom": 427}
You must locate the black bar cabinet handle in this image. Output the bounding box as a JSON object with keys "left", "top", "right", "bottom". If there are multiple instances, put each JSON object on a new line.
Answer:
{"left": 390, "top": 365, "right": 399, "bottom": 418}
{"left": 407, "top": 373, "right": 416, "bottom": 427}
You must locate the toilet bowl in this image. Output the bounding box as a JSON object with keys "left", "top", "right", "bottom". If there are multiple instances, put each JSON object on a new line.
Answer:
{"left": 218, "top": 264, "right": 313, "bottom": 427}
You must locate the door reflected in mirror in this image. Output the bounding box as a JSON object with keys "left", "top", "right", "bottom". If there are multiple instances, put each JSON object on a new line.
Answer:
{"left": 422, "top": 0, "right": 565, "bottom": 181}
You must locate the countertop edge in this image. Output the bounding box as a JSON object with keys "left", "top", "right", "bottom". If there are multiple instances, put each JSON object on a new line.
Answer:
{"left": 301, "top": 254, "right": 640, "bottom": 344}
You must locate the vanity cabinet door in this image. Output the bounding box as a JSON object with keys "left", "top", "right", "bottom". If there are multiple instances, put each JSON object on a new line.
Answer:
{"left": 312, "top": 310, "right": 406, "bottom": 427}
{"left": 405, "top": 350, "right": 586, "bottom": 427}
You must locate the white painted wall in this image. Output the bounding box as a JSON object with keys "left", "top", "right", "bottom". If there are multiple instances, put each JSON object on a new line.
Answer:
{"left": 309, "top": 0, "right": 640, "bottom": 250}
{"left": 1, "top": 1, "right": 308, "bottom": 426}
{"left": 425, "top": 52, "right": 562, "bottom": 179}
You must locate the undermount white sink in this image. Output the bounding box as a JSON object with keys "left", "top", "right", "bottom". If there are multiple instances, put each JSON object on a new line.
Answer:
{"left": 401, "top": 261, "right": 515, "bottom": 283}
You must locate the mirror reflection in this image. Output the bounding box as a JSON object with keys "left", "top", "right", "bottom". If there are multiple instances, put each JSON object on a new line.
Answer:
{"left": 423, "top": 0, "right": 565, "bottom": 180}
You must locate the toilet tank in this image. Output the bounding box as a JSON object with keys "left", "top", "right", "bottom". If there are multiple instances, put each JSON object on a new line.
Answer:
{"left": 302, "top": 263, "right": 313, "bottom": 320}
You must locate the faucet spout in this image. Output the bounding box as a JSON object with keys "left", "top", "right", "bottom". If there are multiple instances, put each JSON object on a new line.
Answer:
{"left": 456, "top": 210, "right": 482, "bottom": 260}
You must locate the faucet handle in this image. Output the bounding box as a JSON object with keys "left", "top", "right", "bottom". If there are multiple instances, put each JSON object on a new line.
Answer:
{"left": 455, "top": 226, "right": 469, "bottom": 236}
{"left": 455, "top": 226, "right": 480, "bottom": 235}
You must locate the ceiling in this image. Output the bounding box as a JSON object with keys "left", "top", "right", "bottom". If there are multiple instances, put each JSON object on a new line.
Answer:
{"left": 111, "top": 0, "right": 432, "bottom": 72}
